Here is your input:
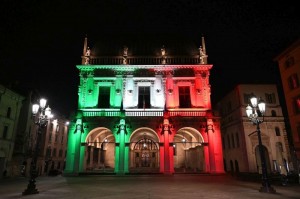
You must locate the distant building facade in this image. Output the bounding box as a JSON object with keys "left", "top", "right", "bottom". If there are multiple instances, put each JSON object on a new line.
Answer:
{"left": 39, "top": 115, "right": 69, "bottom": 175}
{"left": 0, "top": 84, "right": 24, "bottom": 178}
{"left": 64, "top": 36, "right": 225, "bottom": 175}
{"left": 217, "top": 84, "right": 291, "bottom": 174}
{"left": 7, "top": 89, "right": 70, "bottom": 178}
{"left": 274, "top": 39, "right": 300, "bottom": 172}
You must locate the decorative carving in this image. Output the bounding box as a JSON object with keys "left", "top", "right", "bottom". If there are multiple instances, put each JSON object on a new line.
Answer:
{"left": 84, "top": 57, "right": 90, "bottom": 65}
{"left": 199, "top": 46, "right": 206, "bottom": 64}
{"left": 161, "top": 45, "right": 166, "bottom": 56}
{"left": 161, "top": 45, "right": 166, "bottom": 64}
{"left": 123, "top": 57, "right": 127, "bottom": 65}
{"left": 85, "top": 47, "right": 91, "bottom": 56}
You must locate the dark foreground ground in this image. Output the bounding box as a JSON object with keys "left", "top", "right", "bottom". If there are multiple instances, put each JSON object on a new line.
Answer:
{"left": 0, "top": 174, "right": 299, "bottom": 199}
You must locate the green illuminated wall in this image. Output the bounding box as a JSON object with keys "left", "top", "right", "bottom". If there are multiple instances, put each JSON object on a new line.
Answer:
{"left": 114, "top": 118, "right": 131, "bottom": 174}
{"left": 78, "top": 69, "right": 123, "bottom": 109}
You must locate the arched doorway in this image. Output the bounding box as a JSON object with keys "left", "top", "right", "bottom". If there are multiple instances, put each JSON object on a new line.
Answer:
{"left": 129, "top": 128, "right": 159, "bottom": 173}
{"left": 134, "top": 138, "right": 157, "bottom": 168}
{"left": 84, "top": 128, "right": 115, "bottom": 173}
{"left": 255, "top": 145, "right": 271, "bottom": 174}
{"left": 173, "top": 127, "right": 205, "bottom": 173}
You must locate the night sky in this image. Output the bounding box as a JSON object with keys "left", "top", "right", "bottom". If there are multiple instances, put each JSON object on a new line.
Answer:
{"left": 1, "top": 1, "right": 300, "bottom": 117}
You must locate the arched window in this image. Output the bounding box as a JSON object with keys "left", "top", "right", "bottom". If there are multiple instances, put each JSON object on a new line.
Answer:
{"left": 231, "top": 134, "right": 235, "bottom": 148}
{"left": 235, "top": 160, "right": 239, "bottom": 173}
{"left": 236, "top": 133, "right": 240, "bottom": 148}
{"left": 7, "top": 107, "right": 11, "bottom": 118}
{"left": 223, "top": 158, "right": 227, "bottom": 171}
{"left": 271, "top": 110, "right": 277, "bottom": 117}
{"left": 230, "top": 160, "right": 234, "bottom": 174}
{"left": 227, "top": 135, "right": 231, "bottom": 149}
{"left": 275, "top": 127, "right": 281, "bottom": 136}
{"left": 222, "top": 137, "right": 225, "bottom": 149}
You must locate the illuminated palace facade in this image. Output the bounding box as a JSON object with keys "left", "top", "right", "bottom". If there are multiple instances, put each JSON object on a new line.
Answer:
{"left": 64, "top": 36, "right": 224, "bottom": 175}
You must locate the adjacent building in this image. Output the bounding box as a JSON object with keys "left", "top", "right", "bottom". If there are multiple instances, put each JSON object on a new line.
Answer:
{"left": 217, "top": 84, "right": 291, "bottom": 174}
{"left": 64, "top": 36, "right": 225, "bottom": 175}
{"left": 0, "top": 84, "right": 24, "bottom": 178}
{"left": 274, "top": 39, "right": 300, "bottom": 172}
{"left": 17, "top": 97, "right": 70, "bottom": 177}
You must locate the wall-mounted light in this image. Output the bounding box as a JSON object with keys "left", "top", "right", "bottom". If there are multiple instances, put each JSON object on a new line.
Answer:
{"left": 116, "top": 89, "right": 121, "bottom": 94}
{"left": 128, "top": 89, "right": 133, "bottom": 94}
{"left": 88, "top": 89, "right": 93, "bottom": 94}
{"left": 168, "top": 89, "right": 173, "bottom": 94}
{"left": 156, "top": 89, "right": 161, "bottom": 93}
{"left": 196, "top": 89, "right": 201, "bottom": 94}
{"left": 161, "top": 45, "right": 166, "bottom": 56}
{"left": 143, "top": 142, "right": 147, "bottom": 148}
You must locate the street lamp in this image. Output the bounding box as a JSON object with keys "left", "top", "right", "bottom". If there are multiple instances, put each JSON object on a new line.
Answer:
{"left": 22, "top": 98, "right": 52, "bottom": 195}
{"left": 246, "top": 95, "right": 276, "bottom": 193}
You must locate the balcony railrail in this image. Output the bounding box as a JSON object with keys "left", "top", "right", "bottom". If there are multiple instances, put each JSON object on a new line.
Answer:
{"left": 81, "top": 109, "right": 208, "bottom": 117}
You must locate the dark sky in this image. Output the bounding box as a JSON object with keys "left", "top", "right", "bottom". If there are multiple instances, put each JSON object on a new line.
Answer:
{"left": 1, "top": 1, "right": 300, "bottom": 117}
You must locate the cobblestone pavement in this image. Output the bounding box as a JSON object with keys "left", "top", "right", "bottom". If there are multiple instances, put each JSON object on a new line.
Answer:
{"left": 0, "top": 174, "right": 299, "bottom": 199}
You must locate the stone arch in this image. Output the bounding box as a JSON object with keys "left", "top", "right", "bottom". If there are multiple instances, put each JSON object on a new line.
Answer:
{"left": 129, "top": 127, "right": 160, "bottom": 172}
{"left": 173, "top": 127, "right": 205, "bottom": 173}
{"left": 130, "top": 127, "right": 160, "bottom": 147}
{"left": 84, "top": 127, "right": 115, "bottom": 172}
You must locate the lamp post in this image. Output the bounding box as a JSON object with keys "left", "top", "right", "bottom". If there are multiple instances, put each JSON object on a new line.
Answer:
{"left": 246, "top": 95, "right": 276, "bottom": 193}
{"left": 23, "top": 98, "right": 52, "bottom": 195}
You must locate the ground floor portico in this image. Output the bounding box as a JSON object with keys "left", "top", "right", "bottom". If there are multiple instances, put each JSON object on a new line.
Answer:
{"left": 64, "top": 111, "right": 224, "bottom": 175}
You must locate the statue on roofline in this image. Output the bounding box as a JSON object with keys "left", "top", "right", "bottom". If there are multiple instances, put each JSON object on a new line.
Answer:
{"left": 85, "top": 47, "right": 91, "bottom": 56}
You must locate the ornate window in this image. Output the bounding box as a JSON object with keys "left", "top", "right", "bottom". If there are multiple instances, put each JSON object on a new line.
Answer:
{"left": 293, "top": 95, "right": 300, "bottom": 114}
{"left": 222, "top": 137, "right": 225, "bottom": 149}
{"left": 227, "top": 135, "right": 231, "bottom": 149}
{"left": 98, "top": 86, "right": 111, "bottom": 108}
{"left": 138, "top": 87, "right": 151, "bottom": 109}
{"left": 236, "top": 133, "right": 240, "bottom": 148}
{"left": 52, "top": 148, "right": 57, "bottom": 157}
{"left": 6, "top": 107, "right": 11, "bottom": 118}
{"left": 59, "top": 149, "right": 63, "bottom": 157}
{"left": 46, "top": 147, "right": 51, "bottom": 158}
{"left": 288, "top": 74, "right": 299, "bottom": 90}
{"left": 231, "top": 134, "right": 235, "bottom": 148}
{"left": 179, "top": 86, "right": 191, "bottom": 108}
{"left": 284, "top": 56, "right": 295, "bottom": 69}
{"left": 2, "top": 125, "right": 8, "bottom": 139}
{"left": 271, "top": 110, "right": 277, "bottom": 116}
{"left": 265, "top": 93, "right": 276, "bottom": 104}
{"left": 275, "top": 127, "right": 281, "bottom": 136}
